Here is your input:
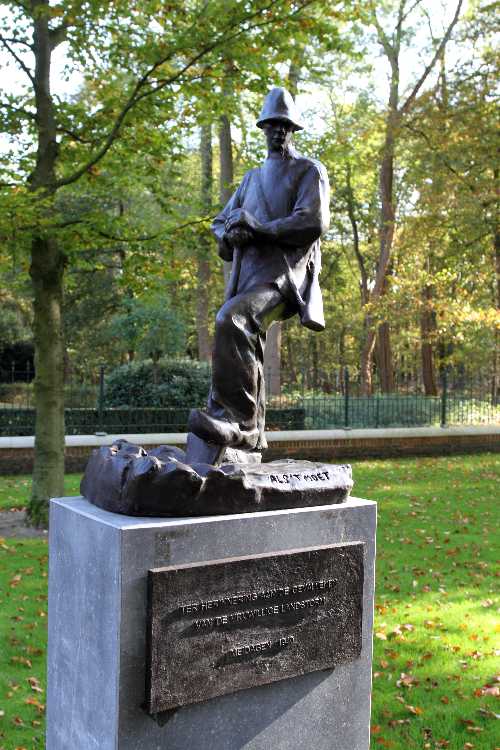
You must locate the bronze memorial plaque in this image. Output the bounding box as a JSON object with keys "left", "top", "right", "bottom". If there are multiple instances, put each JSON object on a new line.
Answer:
{"left": 146, "top": 543, "right": 364, "bottom": 713}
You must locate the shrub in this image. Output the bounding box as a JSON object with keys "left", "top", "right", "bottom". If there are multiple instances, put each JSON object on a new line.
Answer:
{"left": 102, "top": 358, "right": 212, "bottom": 408}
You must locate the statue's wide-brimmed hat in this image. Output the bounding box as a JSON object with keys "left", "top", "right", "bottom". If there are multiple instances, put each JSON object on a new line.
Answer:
{"left": 256, "top": 87, "right": 304, "bottom": 131}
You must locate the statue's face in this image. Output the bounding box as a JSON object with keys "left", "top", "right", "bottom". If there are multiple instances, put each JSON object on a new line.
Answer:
{"left": 263, "top": 119, "right": 294, "bottom": 154}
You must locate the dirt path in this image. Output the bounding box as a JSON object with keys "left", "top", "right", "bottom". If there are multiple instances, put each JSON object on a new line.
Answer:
{"left": 0, "top": 509, "right": 48, "bottom": 538}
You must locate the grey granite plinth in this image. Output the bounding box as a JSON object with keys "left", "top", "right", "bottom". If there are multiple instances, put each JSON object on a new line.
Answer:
{"left": 47, "top": 496, "right": 376, "bottom": 750}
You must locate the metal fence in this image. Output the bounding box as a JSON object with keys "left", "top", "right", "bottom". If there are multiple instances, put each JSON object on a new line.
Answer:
{"left": 267, "top": 366, "right": 499, "bottom": 430}
{"left": 0, "top": 363, "right": 498, "bottom": 437}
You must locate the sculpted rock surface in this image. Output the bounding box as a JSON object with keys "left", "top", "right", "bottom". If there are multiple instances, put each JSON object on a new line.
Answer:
{"left": 81, "top": 440, "right": 353, "bottom": 517}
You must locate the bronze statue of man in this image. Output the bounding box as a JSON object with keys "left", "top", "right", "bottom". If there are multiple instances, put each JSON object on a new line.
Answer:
{"left": 188, "top": 87, "right": 330, "bottom": 456}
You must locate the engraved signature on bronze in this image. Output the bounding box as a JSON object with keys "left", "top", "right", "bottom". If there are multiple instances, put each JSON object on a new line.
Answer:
{"left": 269, "top": 471, "right": 331, "bottom": 484}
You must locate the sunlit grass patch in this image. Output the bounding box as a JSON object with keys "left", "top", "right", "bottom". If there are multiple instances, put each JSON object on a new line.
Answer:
{"left": 351, "top": 454, "right": 499, "bottom": 749}
{"left": 0, "top": 538, "right": 48, "bottom": 749}
{"left": 0, "top": 475, "right": 81, "bottom": 511}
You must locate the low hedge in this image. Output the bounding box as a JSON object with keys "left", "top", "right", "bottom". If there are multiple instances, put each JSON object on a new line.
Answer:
{"left": 103, "top": 359, "right": 212, "bottom": 408}
{"left": 0, "top": 406, "right": 305, "bottom": 437}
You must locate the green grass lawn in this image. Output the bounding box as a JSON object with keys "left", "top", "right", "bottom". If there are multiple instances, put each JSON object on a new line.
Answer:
{"left": 0, "top": 475, "right": 81, "bottom": 512}
{"left": 0, "top": 453, "right": 498, "bottom": 749}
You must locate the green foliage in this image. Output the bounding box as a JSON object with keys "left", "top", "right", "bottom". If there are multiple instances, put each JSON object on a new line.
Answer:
{"left": 108, "top": 298, "right": 186, "bottom": 362}
{"left": 103, "top": 357, "right": 211, "bottom": 407}
{"left": 0, "top": 309, "right": 30, "bottom": 351}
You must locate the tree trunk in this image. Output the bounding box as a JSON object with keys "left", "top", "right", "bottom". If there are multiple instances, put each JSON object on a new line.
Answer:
{"left": 283, "top": 324, "right": 297, "bottom": 383}
{"left": 492, "top": 168, "right": 500, "bottom": 404}
{"left": 288, "top": 56, "right": 303, "bottom": 99}
{"left": 359, "top": 71, "right": 399, "bottom": 395}
{"left": 420, "top": 285, "right": 438, "bottom": 396}
{"left": 360, "top": 326, "right": 376, "bottom": 396}
{"left": 421, "top": 341, "right": 437, "bottom": 396}
{"left": 311, "top": 337, "right": 319, "bottom": 389}
{"left": 264, "top": 322, "right": 281, "bottom": 397}
{"left": 376, "top": 322, "right": 395, "bottom": 392}
{"left": 26, "top": 0, "right": 65, "bottom": 526}
{"left": 28, "top": 236, "right": 66, "bottom": 525}
{"left": 219, "top": 113, "right": 233, "bottom": 289}
{"left": 196, "top": 123, "right": 213, "bottom": 362}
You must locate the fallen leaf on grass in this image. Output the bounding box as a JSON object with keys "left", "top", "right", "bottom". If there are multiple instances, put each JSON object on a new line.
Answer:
{"left": 28, "top": 676, "right": 43, "bottom": 693}
{"left": 468, "top": 650, "right": 483, "bottom": 660}
{"left": 460, "top": 720, "right": 483, "bottom": 733}
{"left": 397, "top": 673, "right": 419, "bottom": 688}
{"left": 10, "top": 656, "right": 32, "bottom": 668}
{"left": 406, "top": 704, "right": 423, "bottom": 715}
{"left": 375, "top": 739, "right": 394, "bottom": 747}
{"left": 24, "top": 697, "right": 45, "bottom": 713}
{"left": 477, "top": 708, "right": 500, "bottom": 720}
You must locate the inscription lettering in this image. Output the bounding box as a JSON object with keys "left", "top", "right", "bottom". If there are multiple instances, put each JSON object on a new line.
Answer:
{"left": 227, "top": 635, "right": 295, "bottom": 659}
{"left": 180, "top": 578, "right": 337, "bottom": 615}
{"left": 193, "top": 596, "right": 326, "bottom": 630}
{"left": 269, "top": 470, "right": 330, "bottom": 484}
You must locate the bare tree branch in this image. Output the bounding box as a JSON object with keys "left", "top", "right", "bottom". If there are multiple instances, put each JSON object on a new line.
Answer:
{"left": 400, "top": 0, "right": 424, "bottom": 27}
{"left": 1, "top": 36, "right": 33, "bottom": 50}
{"left": 400, "top": 0, "right": 464, "bottom": 115}
{"left": 393, "top": 0, "right": 409, "bottom": 55}
{"left": 97, "top": 214, "right": 216, "bottom": 243}
{"left": 370, "top": 6, "right": 394, "bottom": 60}
{"left": 57, "top": 126, "right": 92, "bottom": 144}
{"left": 0, "top": 34, "right": 35, "bottom": 83}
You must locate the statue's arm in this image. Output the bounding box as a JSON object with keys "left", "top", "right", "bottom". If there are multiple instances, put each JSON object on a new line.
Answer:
{"left": 259, "top": 165, "right": 330, "bottom": 248}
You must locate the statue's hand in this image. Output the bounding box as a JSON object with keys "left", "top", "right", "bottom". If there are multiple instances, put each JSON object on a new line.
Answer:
{"left": 225, "top": 209, "right": 261, "bottom": 233}
{"left": 225, "top": 227, "right": 253, "bottom": 247}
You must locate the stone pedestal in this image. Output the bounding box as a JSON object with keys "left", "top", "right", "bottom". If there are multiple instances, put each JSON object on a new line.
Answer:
{"left": 47, "top": 496, "right": 376, "bottom": 750}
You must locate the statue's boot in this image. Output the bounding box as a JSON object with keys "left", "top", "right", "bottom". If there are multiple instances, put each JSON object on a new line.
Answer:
{"left": 188, "top": 409, "right": 259, "bottom": 451}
